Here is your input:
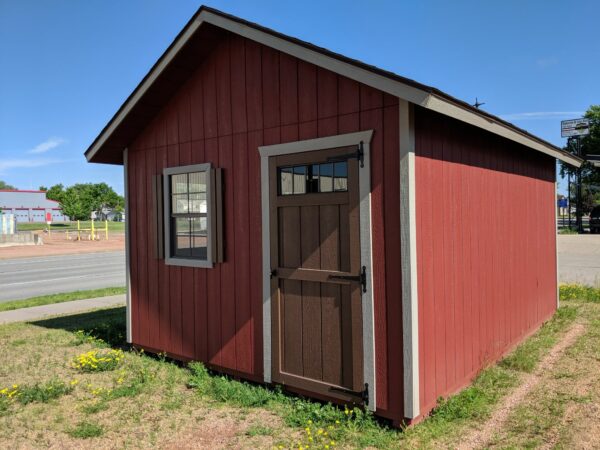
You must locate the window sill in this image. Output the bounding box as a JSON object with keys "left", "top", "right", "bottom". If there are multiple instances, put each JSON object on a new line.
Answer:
{"left": 165, "top": 256, "right": 214, "bottom": 268}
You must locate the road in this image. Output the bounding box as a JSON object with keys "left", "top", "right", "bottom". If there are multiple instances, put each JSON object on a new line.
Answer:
{"left": 0, "top": 251, "right": 125, "bottom": 303}
{"left": 558, "top": 235, "right": 600, "bottom": 287}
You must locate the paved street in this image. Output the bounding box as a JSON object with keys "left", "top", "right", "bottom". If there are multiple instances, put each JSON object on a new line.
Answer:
{"left": 558, "top": 235, "right": 600, "bottom": 287}
{"left": 0, "top": 251, "right": 125, "bottom": 302}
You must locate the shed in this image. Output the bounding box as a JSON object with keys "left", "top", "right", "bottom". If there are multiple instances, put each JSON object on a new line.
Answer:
{"left": 85, "top": 6, "right": 582, "bottom": 425}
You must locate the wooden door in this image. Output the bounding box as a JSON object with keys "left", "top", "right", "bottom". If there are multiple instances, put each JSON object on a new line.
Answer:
{"left": 270, "top": 146, "right": 365, "bottom": 404}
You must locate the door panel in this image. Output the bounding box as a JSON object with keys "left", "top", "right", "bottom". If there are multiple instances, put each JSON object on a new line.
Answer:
{"left": 270, "top": 146, "right": 364, "bottom": 403}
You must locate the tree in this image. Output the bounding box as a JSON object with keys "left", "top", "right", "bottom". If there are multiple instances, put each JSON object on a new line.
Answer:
{"left": 45, "top": 184, "right": 65, "bottom": 202}
{"left": 0, "top": 180, "right": 16, "bottom": 190}
{"left": 58, "top": 183, "right": 123, "bottom": 221}
{"left": 559, "top": 105, "right": 600, "bottom": 214}
{"left": 39, "top": 186, "right": 47, "bottom": 191}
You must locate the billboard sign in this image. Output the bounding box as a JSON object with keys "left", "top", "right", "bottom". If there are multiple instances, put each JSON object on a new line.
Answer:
{"left": 45, "top": 211, "right": 52, "bottom": 225}
{"left": 561, "top": 118, "right": 590, "bottom": 138}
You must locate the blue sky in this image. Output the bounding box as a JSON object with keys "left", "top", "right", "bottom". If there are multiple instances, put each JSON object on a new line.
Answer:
{"left": 1, "top": 0, "right": 598, "bottom": 195}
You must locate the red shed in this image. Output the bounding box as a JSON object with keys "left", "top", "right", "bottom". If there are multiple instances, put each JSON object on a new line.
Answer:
{"left": 85, "top": 6, "right": 582, "bottom": 425}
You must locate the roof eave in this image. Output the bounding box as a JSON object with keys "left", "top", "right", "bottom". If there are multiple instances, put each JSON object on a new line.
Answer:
{"left": 84, "top": 6, "right": 583, "bottom": 168}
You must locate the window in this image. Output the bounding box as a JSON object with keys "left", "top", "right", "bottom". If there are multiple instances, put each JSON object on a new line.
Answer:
{"left": 163, "top": 163, "right": 221, "bottom": 268}
{"left": 278, "top": 161, "right": 348, "bottom": 196}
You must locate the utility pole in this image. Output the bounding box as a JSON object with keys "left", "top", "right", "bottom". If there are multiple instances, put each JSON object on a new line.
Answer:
{"left": 575, "top": 137, "right": 584, "bottom": 234}
{"left": 568, "top": 172, "right": 572, "bottom": 228}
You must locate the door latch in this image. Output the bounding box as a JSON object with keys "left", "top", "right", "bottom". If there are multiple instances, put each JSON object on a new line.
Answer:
{"left": 328, "top": 266, "right": 367, "bottom": 293}
{"left": 270, "top": 269, "right": 278, "bottom": 279}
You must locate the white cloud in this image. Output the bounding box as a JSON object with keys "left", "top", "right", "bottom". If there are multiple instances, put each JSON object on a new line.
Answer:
{"left": 500, "top": 111, "right": 585, "bottom": 121}
{"left": 536, "top": 57, "right": 559, "bottom": 68}
{"left": 0, "top": 158, "right": 62, "bottom": 174}
{"left": 28, "top": 137, "right": 66, "bottom": 154}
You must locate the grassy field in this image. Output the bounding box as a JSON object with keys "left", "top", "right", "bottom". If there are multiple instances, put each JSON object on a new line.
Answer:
{"left": 16, "top": 221, "right": 125, "bottom": 232}
{"left": 0, "top": 285, "right": 598, "bottom": 448}
{"left": 0, "top": 287, "right": 126, "bottom": 313}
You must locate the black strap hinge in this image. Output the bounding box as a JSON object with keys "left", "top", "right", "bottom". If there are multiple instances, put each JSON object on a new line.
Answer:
{"left": 329, "top": 383, "right": 369, "bottom": 405}
{"left": 326, "top": 141, "right": 364, "bottom": 168}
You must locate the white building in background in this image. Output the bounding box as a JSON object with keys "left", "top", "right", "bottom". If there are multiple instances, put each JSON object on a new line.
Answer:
{"left": 0, "top": 190, "right": 68, "bottom": 223}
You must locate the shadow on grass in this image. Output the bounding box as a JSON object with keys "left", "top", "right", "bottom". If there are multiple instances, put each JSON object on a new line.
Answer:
{"left": 30, "top": 307, "right": 126, "bottom": 347}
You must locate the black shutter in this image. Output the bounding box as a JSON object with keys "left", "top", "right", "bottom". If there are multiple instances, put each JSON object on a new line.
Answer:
{"left": 152, "top": 174, "right": 164, "bottom": 259}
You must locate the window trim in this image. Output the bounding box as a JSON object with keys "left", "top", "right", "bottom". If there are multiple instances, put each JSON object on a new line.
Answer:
{"left": 163, "top": 163, "right": 214, "bottom": 268}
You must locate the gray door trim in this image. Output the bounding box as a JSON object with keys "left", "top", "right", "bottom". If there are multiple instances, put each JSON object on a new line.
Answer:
{"left": 258, "top": 129, "right": 376, "bottom": 410}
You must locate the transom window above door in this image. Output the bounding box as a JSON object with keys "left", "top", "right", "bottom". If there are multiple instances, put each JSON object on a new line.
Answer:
{"left": 278, "top": 161, "right": 348, "bottom": 196}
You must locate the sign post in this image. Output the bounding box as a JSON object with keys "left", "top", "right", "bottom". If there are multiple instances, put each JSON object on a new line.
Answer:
{"left": 562, "top": 118, "right": 590, "bottom": 234}
{"left": 45, "top": 212, "right": 52, "bottom": 236}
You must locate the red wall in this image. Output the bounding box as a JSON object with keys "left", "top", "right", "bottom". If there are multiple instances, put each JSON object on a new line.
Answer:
{"left": 127, "top": 32, "right": 404, "bottom": 419}
{"left": 414, "top": 107, "right": 557, "bottom": 415}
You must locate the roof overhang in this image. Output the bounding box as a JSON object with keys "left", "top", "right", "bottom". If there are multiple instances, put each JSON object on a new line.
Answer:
{"left": 85, "top": 6, "right": 582, "bottom": 168}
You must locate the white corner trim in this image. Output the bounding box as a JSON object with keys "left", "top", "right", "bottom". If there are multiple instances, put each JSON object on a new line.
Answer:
{"left": 124, "top": 148, "right": 132, "bottom": 343}
{"left": 259, "top": 130, "right": 376, "bottom": 411}
{"left": 399, "top": 100, "right": 420, "bottom": 419}
{"left": 260, "top": 153, "right": 272, "bottom": 383}
{"left": 555, "top": 181, "right": 560, "bottom": 309}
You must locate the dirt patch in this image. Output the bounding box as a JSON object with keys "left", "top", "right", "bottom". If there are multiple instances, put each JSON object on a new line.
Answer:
{"left": 0, "top": 232, "right": 124, "bottom": 259}
{"left": 457, "top": 322, "right": 586, "bottom": 450}
{"left": 162, "top": 409, "right": 284, "bottom": 449}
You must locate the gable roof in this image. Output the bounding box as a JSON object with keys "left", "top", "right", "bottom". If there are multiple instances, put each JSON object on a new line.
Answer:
{"left": 85, "top": 5, "right": 582, "bottom": 167}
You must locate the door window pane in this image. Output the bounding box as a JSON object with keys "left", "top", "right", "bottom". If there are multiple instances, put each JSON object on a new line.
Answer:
{"left": 293, "top": 166, "right": 306, "bottom": 194}
{"left": 319, "top": 163, "right": 333, "bottom": 192}
{"left": 334, "top": 162, "right": 348, "bottom": 192}
{"left": 280, "top": 167, "right": 293, "bottom": 195}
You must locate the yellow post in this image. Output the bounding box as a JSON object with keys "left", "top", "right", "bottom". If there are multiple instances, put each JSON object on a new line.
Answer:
{"left": 91, "top": 220, "right": 95, "bottom": 241}
{"left": 105, "top": 220, "right": 108, "bottom": 240}
{"left": 77, "top": 220, "right": 81, "bottom": 241}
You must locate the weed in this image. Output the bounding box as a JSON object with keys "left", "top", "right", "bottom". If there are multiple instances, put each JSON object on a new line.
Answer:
{"left": 188, "top": 362, "right": 274, "bottom": 407}
{"left": 67, "top": 421, "right": 104, "bottom": 439}
{"left": 245, "top": 424, "right": 274, "bottom": 436}
{"left": 72, "top": 349, "right": 124, "bottom": 372}
{"left": 80, "top": 400, "right": 109, "bottom": 414}
{"left": 10, "top": 339, "right": 27, "bottom": 347}
{"left": 0, "top": 379, "right": 73, "bottom": 406}
{"left": 558, "top": 227, "right": 578, "bottom": 235}
{"left": 560, "top": 284, "right": 600, "bottom": 302}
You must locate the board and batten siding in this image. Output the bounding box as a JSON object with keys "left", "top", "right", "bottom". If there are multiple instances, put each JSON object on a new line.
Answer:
{"left": 414, "top": 107, "right": 557, "bottom": 415}
{"left": 126, "top": 32, "right": 405, "bottom": 419}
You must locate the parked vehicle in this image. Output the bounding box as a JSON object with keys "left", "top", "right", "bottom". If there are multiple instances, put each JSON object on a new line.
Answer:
{"left": 591, "top": 206, "right": 600, "bottom": 234}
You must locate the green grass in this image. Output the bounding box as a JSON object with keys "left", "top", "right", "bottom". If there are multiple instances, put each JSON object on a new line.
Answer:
{"left": 558, "top": 227, "right": 579, "bottom": 234}
{"left": 185, "top": 300, "right": 582, "bottom": 449}
{"left": 67, "top": 421, "right": 104, "bottom": 438}
{"left": 560, "top": 283, "right": 600, "bottom": 302}
{"left": 16, "top": 379, "right": 73, "bottom": 405}
{"left": 500, "top": 305, "right": 578, "bottom": 372}
{"left": 16, "top": 221, "right": 125, "bottom": 232}
{"left": 0, "top": 287, "right": 126, "bottom": 312}
{"left": 0, "top": 287, "right": 592, "bottom": 448}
